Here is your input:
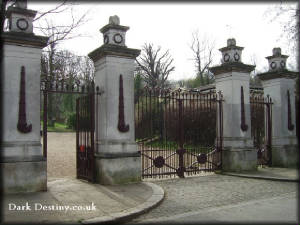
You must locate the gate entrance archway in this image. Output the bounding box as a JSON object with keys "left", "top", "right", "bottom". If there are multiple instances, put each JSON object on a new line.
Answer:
{"left": 135, "top": 87, "right": 223, "bottom": 179}
{"left": 41, "top": 79, "right": 100, "bottom": 182}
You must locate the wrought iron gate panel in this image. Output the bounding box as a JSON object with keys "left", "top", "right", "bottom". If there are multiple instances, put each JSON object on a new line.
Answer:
{"left": 76, "top": 94, "right": 95, "bottom": 182}
{"left": 40, "top": 79, "right": 100, "bottom": 183}
{"left": 250, "top": 90, "right": 273, "bottom": 166}
{"left": 135, "top": 87, "right": 223, "bottom": 179}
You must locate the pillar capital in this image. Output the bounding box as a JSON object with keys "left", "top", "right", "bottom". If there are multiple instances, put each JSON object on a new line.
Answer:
{"left": 89, "top": 15, "right": 140, "bottom": 62}
{"left": 6, "top": 1, "right": 36, "bottom": 34}
{"left": 257, "top": 48, "right": 297, "bottom": 81}
{"left": 100, "top": 15, "right": 129, "bottom": 47}
{"left": 209, "top": 38, "right": 255, "bottom": 77}
{"left": 2, "top": 1, "right": 48, "bottom": 48}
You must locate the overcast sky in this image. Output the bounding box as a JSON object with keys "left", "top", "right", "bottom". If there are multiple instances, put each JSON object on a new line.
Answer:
{"left": 29, "top": 2, "right": 298, "bottom": 81}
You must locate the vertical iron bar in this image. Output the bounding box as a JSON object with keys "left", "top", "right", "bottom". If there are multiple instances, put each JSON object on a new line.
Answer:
{"left": 76, "top": 98, "right": 79, "bottom": 179}
{"left": 43, "top": 90, "right": 48, "bottom": 158}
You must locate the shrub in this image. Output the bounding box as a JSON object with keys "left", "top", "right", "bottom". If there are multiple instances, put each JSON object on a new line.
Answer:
{"left": 66, "top": 112, "right": 76, "bottom": 130}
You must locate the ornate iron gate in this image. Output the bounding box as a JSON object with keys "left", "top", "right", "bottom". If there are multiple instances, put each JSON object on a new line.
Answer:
{"left": 41, "top": 79, "right": 100, "bottom": 182}
{"left": 250, "top": 89, "right": 273, "bottom": 166}
{"left": 135, "top": 87, "right": 223, "bottom": 179}
{"left": 76, "top": 94, "right": 95, "bottom": 182}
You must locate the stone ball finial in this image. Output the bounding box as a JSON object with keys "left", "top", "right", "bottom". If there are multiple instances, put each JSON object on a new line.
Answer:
{"left": 109, "top": 15, "right": 120, "bottom": 25}
{"left": 272, "top": 47, "right": 281, "bottom": 56}
{"left": 14, "top": 0, "right": 27, "bottom": 9}
{"left": 227, "top": 38, "right": 236, "bottom": 47}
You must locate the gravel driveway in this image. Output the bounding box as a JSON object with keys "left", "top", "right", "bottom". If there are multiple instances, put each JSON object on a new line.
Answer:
{"left": 45, "top": 132, "right": 76, "bottom": 178}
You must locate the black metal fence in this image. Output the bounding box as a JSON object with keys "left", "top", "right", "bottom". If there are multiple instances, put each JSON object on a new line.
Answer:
{"left": 135, "top": 87, "right": 223, "bottom": 179}
{"left": 250, "top": 89, "right": 272, "bottom": 166}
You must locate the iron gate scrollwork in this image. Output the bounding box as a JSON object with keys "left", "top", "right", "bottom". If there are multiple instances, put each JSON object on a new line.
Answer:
{"left": 250, "top": 89, "right": 273, "bottom": 166}
{"left": 135, "top": 87, "right": 223, "bottom": 179}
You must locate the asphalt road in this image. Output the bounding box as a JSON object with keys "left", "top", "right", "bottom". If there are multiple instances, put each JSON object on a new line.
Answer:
{"left": 128, "top": 174, "right": 298, "bottom": 224}
{"left": 133, "top": 192, "right": 298, "bottom": 224}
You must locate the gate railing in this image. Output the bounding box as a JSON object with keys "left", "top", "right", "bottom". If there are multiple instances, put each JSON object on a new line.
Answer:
{"left": 250, "top": 91, "right": 273, "bottom": 166}
{"left": 135, "top": 87, "right": 223, "bottom": 179}
{"left": 40, "top": 78, "right": 101, "bottom": 158}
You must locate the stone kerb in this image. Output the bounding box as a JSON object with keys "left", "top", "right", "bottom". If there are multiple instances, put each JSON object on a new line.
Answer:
{"left": 257, "top": 48, "right": 298, "bottom": 168}
{"left": 88, "top": 15, "right": 141, "bottom": 185}
{"left": 209, "top": 38, "right": 257, "bottom": 172}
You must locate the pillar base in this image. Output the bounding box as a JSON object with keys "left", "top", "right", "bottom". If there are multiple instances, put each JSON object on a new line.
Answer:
{"left": 222, "top": 147, "right": 257, "bottom": 172}
{"left": 272, "top": 145, "right": 299, "bottom": 168}
{"left": 95, "top": 155, "right": 141, "bottom": 185}
{"left": 0, "top": 160, "right": 47, "bottom": 193}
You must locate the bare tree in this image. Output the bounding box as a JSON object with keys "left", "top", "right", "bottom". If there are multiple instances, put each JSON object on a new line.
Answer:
{"left": 265, "top": 2, "right": 299, "bottom": 48}
{"left": 34, "top": 2, "right": 90, "bottom": 126}
{"left": 189, "top": 31, "right": 215, "bottom": 86}
{"left": 136, "top": 43, "right": 175, "bottom": 89}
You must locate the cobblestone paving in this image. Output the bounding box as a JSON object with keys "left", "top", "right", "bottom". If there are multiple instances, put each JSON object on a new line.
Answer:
{"left": 131, "top": 174, "right": 297, "bottom": 222}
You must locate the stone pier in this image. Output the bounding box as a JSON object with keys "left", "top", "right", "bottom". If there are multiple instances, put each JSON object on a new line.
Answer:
{"left": 209, "top": 38, "right": 257, "bottom": 172}
{"left": 258, "top": 48, "right": 298, "bottom": 168}
{"left": 88, "top": 16, "right": 141, "bottom": 185}
{"left": 0, "top": 4, "right": 48, "bottom": 193}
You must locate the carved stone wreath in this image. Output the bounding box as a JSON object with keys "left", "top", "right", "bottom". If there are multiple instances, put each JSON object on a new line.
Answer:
{"left": 280, "top": 60, "right": 285, "bottom": 69}
{"left": 223, "top": 53, "right": 230, "bottom": 62}
{"left": 104, "top": 35, "right": 109, "bottom": 44}
{"left": 16, "top": 18, "right": 29, "bottom": 31}
{"left": 271, "top": 61, "right": 277, "bottom": 69}
{"left": 113, "top": 33, "right": 123, "bottom": 44}
{"left": 234, "top": 52, "right": 240, "bottom": 61}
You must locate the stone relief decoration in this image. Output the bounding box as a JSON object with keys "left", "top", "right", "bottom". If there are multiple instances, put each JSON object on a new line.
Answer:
{"left": 270, "top": 61, "right": 277, "bottom": 70}
{"left": 266, "top": 48, "right": 288, "bottom": 72}
{"left": 223, "top": 53, "right": 230, "bottom": 62}
{"left": 240, "top": 86, "right": 248, "bottom": 131}
{"left": 16, "top": 18, "right": 28, "bottom": 30}
{"left": 103, "top": 34, "right": 109, "bottom": 44}
{"left": 287, "top": 90, "right": 294, "bottom": 131}
{"left": 118, "top": 74, "right": 129, "bottom": 132}
{"left": 219, "top": 38, "right": 244, "bottom": 64}
{"left": 17, "top": 66, "right": 32, "bottom": 133}
{"left": 280, "top": 60, "right": 286, "bottom": 69}
{"left": 113, "top": 33, "right": 123, "bottom": 44}
{"left": 234, "top": 52, "right": 240, "bottom": 61}
{"left": 100, "top": 15, "right": 128, "bottom": 47}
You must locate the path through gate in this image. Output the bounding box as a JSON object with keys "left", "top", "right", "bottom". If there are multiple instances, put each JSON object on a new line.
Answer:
{"left": 135, "top": 88, "right": 223, "bottom": 179}
{"left": 41, "top": 79, "right": 100, "bottom": 182}
{"left": 250, "top": 90, "right": 273, "bottom": 166}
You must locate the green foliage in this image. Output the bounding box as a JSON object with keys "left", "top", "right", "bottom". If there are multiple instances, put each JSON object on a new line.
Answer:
{"left": 66, "top": 112, "right": 76, "bottom": 129}
{"left": 41, "top": 121, "right": 74, "bottom": 132}
{"left": 134, "top": 73, "right": 143, "bottom": 104}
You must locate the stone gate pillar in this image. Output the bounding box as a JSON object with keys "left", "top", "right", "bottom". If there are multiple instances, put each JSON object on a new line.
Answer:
{"left": 1, "top": 4, "right": 48, "bottom": 193}
{"left": 209, "top": 38, "right": 256, "bottom": 172}
{"left": 88, "top": 16, "right": 141, "bottom": 185}
{"left": 257, "top": 48, "right": 298, "bottom": 167}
